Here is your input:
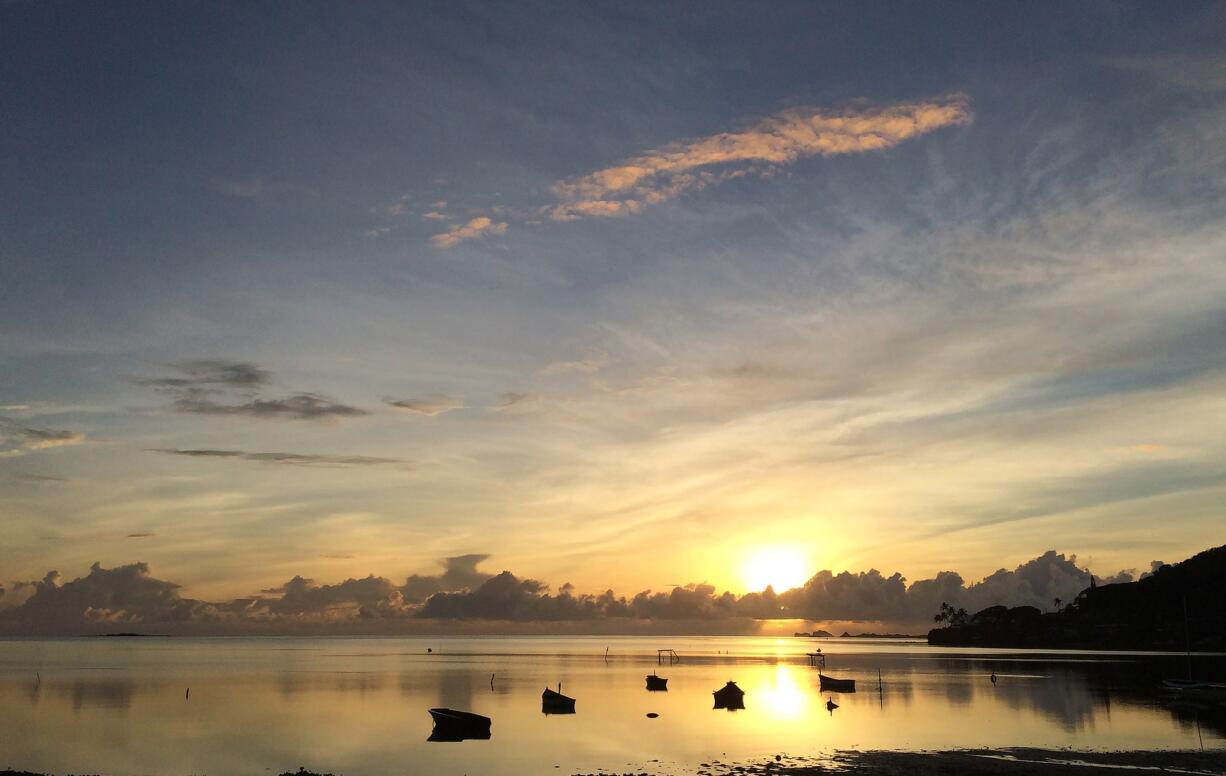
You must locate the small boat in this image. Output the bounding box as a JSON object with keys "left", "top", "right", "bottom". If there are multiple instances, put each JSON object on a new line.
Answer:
{"left": 713, "top": 680, "right": 745, "bottom": 710}
{"left": 819, "top": 673, "right": 856, "bottom": 693}
{"left": 826, "top": 698, "right": 839, "bottom": 714}
{"left": 542, "top": 687, "right": 576, "bottom": 714}
{"left": 427, "top": 708, "right": 491, "bottom": 741}
{"left": 1162, "top": 679, "right": 1226, "bottom": 699}
{"left": 646, "top": 673, "right": 668, "bottom": 691}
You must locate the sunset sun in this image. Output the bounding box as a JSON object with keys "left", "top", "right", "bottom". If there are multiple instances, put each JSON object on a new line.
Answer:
{"left": 740, "top": 546, "right": 811, "bottom": 592}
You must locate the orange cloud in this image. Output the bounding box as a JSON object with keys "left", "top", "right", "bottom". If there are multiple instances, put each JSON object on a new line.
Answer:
{"left": 550, "top": 95, "right": 972, "bottom": 220}
{"left": 430, "top": 216, "right": 509, "bottom": 248}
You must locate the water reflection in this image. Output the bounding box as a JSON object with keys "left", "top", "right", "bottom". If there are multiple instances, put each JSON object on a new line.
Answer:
{"left": 63, "top": 679, "right": 137, "bottom": 711}
{"left": 0, "top": 637, "right": 1220, "bottom": 776}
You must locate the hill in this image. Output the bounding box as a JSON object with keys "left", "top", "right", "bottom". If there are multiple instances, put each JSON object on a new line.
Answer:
{"left": 929, "top": 544, "right": 1226, "bottom": 650}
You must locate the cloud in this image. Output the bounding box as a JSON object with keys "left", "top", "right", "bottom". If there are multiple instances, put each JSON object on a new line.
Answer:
{"left": 542, "top": 350, "right": 609, "bottom": 375}
{"left": 170, "top": 394, "right": 367, "bottom": 421}
{"left": 402, "top": 554, "right": 494, "bottom": 603}
{"left": 385, "top": 393, "right": 465, "bottom": 416}
{"left": 0, "top": 563, "right": 205, "bottom": 626}
{"left": 153, "top": 448, "right": 404, "bottom": 467}
{"left": 548, "top": 95, "right": 972, "bottom": 221}
{"left": 139, "top": 360, "right": 366, "bottom": 421}
{"left": 0, "top": 551, "right": 1160, "bottom": 633}
{"left": 0, "top": 416, "right": 86, "bottom": 456}
{"left": 429, "top": 216, "right": 508, "bottom": 249}
{"left": 126, "top": 533, "right": 156, "bottom": 538}
{"left": 1110, "top": 55, "right": 1226, "bottom": 92}
{"left": 138, "top": 359, "right": 270, "bottom": 390}
{"left": 422, "top": 211, "right": 448, "bottom": 220}
{"left": 492, "top": 391, "right": 538, "bottom": 412}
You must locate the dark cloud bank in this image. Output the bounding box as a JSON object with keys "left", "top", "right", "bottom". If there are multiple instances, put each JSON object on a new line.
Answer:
{"left": 0, "top": 552, "right": 1160, "bottom": 636}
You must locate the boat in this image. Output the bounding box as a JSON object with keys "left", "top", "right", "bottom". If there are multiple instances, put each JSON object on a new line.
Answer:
{"left": 713, "top": 680, "right": 745, "bottom": 710}
{"left": 1162, "top": 679, "right": 1226, "bottom": 699}
{"left": 646, "top": 673, "right": 668, "bottom": 691}
{"left": 427, "top": 708, "right": 491, "bottom": 741}
{"left": 819, "top": 673, "right": 856, "bottom": 693}
{"left": 826, "top": 698, "right": 839, "bottom": 714}
{"left": 542, "top": 687, "right": 576, "bottom": 714}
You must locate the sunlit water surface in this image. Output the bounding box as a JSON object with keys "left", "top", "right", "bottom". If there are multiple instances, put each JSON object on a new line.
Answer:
{"left": 1, "top": 636, "right": 1222, "bottom": 775}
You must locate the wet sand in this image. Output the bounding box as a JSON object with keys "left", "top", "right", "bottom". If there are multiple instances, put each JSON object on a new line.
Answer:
{"left": 668, "top": 749, "right": 1226, "bottom": 776}
{"left": 5, "top": 750, "right": 1224, "bottom": 776}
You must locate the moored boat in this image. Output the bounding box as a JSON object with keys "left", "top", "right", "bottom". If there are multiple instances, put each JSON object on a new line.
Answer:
{"left": 819, "top": 673, "right": 856, "bottom": 693}
{"left": 427, "top": 708, "right": 491, "bottom": 741}
{"left": 646, "top": 673, "right": 668, "bottom": 691}
{"left": 542, "top": 687, "right": 576, "bottom": 713}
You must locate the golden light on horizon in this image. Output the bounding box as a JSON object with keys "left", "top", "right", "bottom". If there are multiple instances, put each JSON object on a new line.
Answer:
{"left": 740, "top": 545, "right": 811, "bottom": 592}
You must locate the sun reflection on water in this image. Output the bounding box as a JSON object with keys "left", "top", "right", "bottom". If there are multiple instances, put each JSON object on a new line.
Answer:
{"left": 754, "top": 665, "right": 810, "bottom": 720}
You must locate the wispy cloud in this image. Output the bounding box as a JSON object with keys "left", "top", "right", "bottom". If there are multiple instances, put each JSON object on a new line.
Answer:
{"left": 153, "top": 448, "right": 405, "bottom": 468}
{"left": 0, "top": 416, "right": 86, "bottom": 456}
{"left": 172, "top": 394, "right": 367, "bottom": 420}
{"left": 542, "top": 350, "right": 609, "bottom": 375}
{"left": 426, "top": 95, "right": 971, "bottom": 245}
{"left": 492, "top": 391, "right": 539, "bottom": 413}
{"left": 430, "top": 216, "right": 508, "bottom": 249}
{"left": 1110, "top": 55, "right": 1226, "bottom": 92}
{"left": 548, "top": 95, "right": 972, "bottom": 221}
{"left": 139, "top": 360, "right": 366, "bottom": 421}
{"left": 385, "top": 394, "right": 465, "bottom": 416}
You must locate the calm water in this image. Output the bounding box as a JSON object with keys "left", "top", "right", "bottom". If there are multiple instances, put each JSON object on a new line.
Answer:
{"left": 1, "top": 636, "right": 1222, "bottom": 775}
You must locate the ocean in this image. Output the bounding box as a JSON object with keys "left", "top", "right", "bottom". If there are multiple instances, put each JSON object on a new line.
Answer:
{"left": 1, "top": 636, "right": 1221, "bottom": 775}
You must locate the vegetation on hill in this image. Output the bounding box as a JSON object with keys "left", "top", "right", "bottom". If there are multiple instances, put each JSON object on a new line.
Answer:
{"left": 929, "top": 544, "right": 1226, "bottom": 651}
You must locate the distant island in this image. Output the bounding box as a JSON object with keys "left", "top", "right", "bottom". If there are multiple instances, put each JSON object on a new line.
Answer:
{"left": 87, "top": 632, "right": 169, "bottom": 638}
{"left": 793, "top": 630, "right": 833, "bottom": 638}
{"left": 841, "top": 632, "right": 926, "bottom": 639}
{"left": 929, "top": 544, "right": 1225, "bottom": 651}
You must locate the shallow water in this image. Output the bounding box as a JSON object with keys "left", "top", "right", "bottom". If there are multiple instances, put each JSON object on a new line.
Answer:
{"left": 1, "top": 636, "right": 1222, "bottom": 775}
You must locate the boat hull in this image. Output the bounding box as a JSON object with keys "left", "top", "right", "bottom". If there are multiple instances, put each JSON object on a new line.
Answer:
{"left": 542, "top": 688, "right": 576, "bottom": 714}
{"left": 819, "top": 674, "right": 856, "bottom": 693}
{"left": 428, "top": 708, "right": 491, "bottom": 741}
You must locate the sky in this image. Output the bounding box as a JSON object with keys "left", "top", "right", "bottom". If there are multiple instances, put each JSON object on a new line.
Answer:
{"left": 1, "top": 2, "right": 1225, "bottom": 623}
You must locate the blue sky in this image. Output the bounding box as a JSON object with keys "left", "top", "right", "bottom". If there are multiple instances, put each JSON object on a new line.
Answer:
{"left": 1, "top": 2, "right": 1224, "bottom": 602}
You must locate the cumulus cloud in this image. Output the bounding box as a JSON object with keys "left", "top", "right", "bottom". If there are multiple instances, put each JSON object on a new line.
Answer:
{"left": 548, "top": 95, "right": 972, "bottom": 221}
{"left": 402, "top": 554, "right": 494, "bottom": 603}
{"left": 430, "top": 216, "right": 508, "bottom": 249}
{"left": 153, "top": 448, "right": 404, "bottom": 467}
{"left": 0, "top": 563, "right": 206, "bottom": 626}
{"left": 0, "top": 416, "right": 86, "bottom": 456}
{"left": 0, "top": 551, "right": 1146, "bottom": 634}
{"left": 138, "top": 360, "right": 366, "bottom": 421}
{"left": 385, "top": 393, "right": 465, "bottom": 416}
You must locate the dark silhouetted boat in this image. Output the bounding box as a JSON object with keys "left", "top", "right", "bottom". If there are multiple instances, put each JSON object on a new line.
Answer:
{"left": 427, "top": 708, "right": 491, "bottom": 741}
{"left": 819, "top": 673, "right": 856, "bottom": 693}
{"left": 713, "top": 680, "right": 745, "bottom": 710}
{"left": 542, "top": 687, "right": 576, "bottom": 714}
{"left": 646, "top": 673, "right": 668, "bottom": 691}
{"left": 826, "top": 698, "right": 839, "bottom": 714}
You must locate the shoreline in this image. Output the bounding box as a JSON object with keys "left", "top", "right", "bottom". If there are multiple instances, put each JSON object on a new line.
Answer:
{"left": 4, "top": 749, "right": 1226, "bottom": 776}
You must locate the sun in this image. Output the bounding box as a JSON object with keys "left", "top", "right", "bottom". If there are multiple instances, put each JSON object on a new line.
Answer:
{"left": 740, "top": 545, "right": 811, "bottom": 592}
